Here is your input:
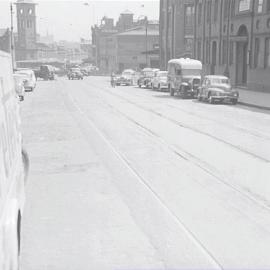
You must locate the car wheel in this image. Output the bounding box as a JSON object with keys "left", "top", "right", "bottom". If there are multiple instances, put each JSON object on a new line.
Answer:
{"left": 197, "top": 93, "right": 202, "bottom": 101}
{"left": 231, "top": 99, "right": 238, "bottom": 105}
{"left": 208, "top": 93, "right": 214, "bottom": 104}
{"left": 158, "top": 84, "right": 161, "bottom": 91}
{"left": 169, "top": 84, "right": 175, "bottom": 96}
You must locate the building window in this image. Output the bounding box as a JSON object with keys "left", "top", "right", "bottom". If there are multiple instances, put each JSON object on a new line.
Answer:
{"left": 267, "top": 0, "right": 270, "bottom": 11}
{"left": 214, "top": 0, "right": 218, "bottom": 22}
{"left": 222, "top": 40, "right": 227, "bottom": 65}
{"left": 231, "top": 0, "right": 236, "bottom": 16}
{"left": 206, "top": 40, "right": 210, "bottom": 63}
{"left": 264, "top": 38, "right": 270, "bottom": 68}
{"left": 224, "top": 0, "right": 229, "bottom": 18}
{"left": 239, "top": 0, "right": 251, "bottom": 12}
{"left": 197, "top": 41, "right": 201, "bottom": 60}
{"left": 254, "top": 38, "right": 260, "bottom": 68}
{"left": 198, "top": 3, "right": 202, "bottom": 24}
{"left": 257, "top": 0, "right": 264, "bottom": 12}
{"left": 207, "top": 1, "right": 211, "bottom": 23}
{"left": 229, "top": 41, "right": 234, "bottom": 65}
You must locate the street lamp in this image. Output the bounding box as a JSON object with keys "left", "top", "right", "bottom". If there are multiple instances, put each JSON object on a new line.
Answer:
{"left": 10, "top": 2, "right": 15, "bottom": 70}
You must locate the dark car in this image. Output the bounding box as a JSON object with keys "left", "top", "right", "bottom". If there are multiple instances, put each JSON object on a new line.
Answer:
{"left": 198, "top": 75, "right": 239, "bottom": 104}
{"left": 39, "top": 65, "right": 55, "bottom": 80}
{"left": 67, "top": 68, "right": 84, "bottom": 80}
{"left": 137, "top": 68, "right": 156, "bottom": 88}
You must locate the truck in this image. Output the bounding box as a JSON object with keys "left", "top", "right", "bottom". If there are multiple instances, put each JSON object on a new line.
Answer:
{"left": 0, "top": 50, "right": 29, "bottom": 270}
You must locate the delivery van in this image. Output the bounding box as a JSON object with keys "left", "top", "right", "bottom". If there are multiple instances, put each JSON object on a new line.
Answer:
{"left": 0, "top": 50, "right": 29, "bottom": 270}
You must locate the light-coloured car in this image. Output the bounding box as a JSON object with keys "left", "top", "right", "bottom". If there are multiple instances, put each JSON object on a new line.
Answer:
{"left": 198, "top": 75, "right": 239, "bottom": 104}
{"left": 15, "top": 69, "right": 36, "bottom": 91}
{"left": 116, "top": 69, "right": 135, "bottom": 86}
{"left": 152, "top": 71, "right": 168, "bottom": 91}
{"left": 13, "top": 73, "right": 26, "bottom": 101}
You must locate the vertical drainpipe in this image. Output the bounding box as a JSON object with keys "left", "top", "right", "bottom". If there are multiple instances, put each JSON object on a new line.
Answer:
{"left": 219, "top": 0, "right": 223, "bottom": 66}
{"left": 224, "top": 0, "right": 231, "bottom": 77}
{"left": 193, "top": 0, "right": 198, "bottom": 59}
{"left": 209, "top": 0, "right": 212, "bottom": 68}
{"left": 165, "top": 0, "right": 169, "bottom": 68}
{"left": 159, "top": 0, "right": 163, "bottom": 69}
{"left": 202, "top": 0, "right": 206, "bottom": 63}
{"left": 250, "top": 0, "right": 255, "bottom": 69}
{"left": 171, "top": 3, "right": 175, "bottom": 58}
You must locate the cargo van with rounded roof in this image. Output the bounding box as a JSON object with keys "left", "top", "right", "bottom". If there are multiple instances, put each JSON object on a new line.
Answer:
{"left": 0, "top": 50, "right": 29, "bottom": 270}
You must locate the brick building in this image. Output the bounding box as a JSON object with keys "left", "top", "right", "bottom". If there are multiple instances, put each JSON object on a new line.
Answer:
{"left": 0, "top": 28, "right": 11, "bottom": 53}
{"left": 193, "top": 0, "right": 270, "bottom": 91}
{"left": 92, "top": 12, "right": 159, "bottom": 74}
{"left": 15, "top": 0, "right": 38, "bottom": 60}
{"left": 159, "top": 0, "right": 195, "bottom": 69}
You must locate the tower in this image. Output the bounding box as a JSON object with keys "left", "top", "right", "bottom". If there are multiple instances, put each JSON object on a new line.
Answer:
{"left": 15, "top": 0, "right": 37, "bottom": 60}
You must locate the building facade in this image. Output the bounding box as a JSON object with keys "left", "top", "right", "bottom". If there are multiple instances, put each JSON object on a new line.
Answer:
{"left": 15, "top": 0, "right": 37, "bottom": 60}
{"left": 194, "top": 0, "right": 270, "bottom": 90}
{"left": 92, "top": 12, "right": 159, "bottom": 74}
{"left": 159, "top": 0, "right": 195, "bottom": 69}
{"left": 0, "top": 29, "right": 11, "bottom": 53}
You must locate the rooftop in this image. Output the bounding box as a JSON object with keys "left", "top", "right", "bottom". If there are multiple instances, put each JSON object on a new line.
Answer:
{"left": 15, "top": 0, "right": 37, "bottom": 4}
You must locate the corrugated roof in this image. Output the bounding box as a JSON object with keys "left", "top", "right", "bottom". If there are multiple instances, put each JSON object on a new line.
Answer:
{"left": 116, "top": 27, "right": 159, "bottom": 36}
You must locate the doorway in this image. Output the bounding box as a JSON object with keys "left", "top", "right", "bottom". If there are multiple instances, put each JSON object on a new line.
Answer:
{"left": 235, "top": 25, "right": 248, "bottom": 86}
{"left": 211, "top": 41, "right": 217, "bottom": 75}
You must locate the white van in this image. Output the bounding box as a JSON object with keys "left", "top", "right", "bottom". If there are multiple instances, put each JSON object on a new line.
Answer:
{"left": 0, "top": 50, "right": 29, "bottom": 270}
{"left": 167, "top": 58, "right": 202, "bottom": 98}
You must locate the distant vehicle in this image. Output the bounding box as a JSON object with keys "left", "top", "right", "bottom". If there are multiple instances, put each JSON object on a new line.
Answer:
{"left": 116, "top": 69, "right": 135, "bottom": 86}
{"left": 15, "top": 69, "right": 36, "bottom": 91}
{"left": 152, "top": 71, "right": 168, "bottom": 91}
{"left": 13, "top": 74, "right": 26, "bottom": 101}
{"left": 198, "top": 75, "right": 239, "bottom": 104}
{"left": 137, "top": 68, "right": 157, "bottom": 88}
{"left": 0, "top": 50, "right": 29, "bottom": 270}
{"left": 168, "top": 58, "right": 202, "bottom": 98}
{"left": 39, "top": 65, "right": 55, "bottom": 80}
{"left": 67, "top": 68, "right": 84, "bottom": 80}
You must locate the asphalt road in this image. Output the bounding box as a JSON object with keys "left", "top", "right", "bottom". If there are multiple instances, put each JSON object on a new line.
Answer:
{"left": 20, "top": 76, "right": 270, "bottom": 270}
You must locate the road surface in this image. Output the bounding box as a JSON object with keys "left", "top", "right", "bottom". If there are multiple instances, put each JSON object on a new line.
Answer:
{"left": 20, "top": 76, "right": 270, "bottom": 270}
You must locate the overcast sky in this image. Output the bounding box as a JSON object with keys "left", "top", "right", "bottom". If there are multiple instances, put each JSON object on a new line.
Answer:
{"left": 0, "top": 0, "right": 159, "bottom": 42}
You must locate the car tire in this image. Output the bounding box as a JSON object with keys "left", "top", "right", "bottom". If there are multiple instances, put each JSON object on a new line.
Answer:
{"left": 208, "top": 93, "right": 214, "bottom": 104}
{"left": 169, "top": 85, "right": 175, "bottom": 96}
{"left": 158, "top": 84, "right": 161, "bottom": 91}
{"left": 231, "top": 99, "right": 238, "bottom": 105}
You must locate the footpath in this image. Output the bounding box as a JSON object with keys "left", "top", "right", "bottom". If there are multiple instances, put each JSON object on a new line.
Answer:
{"left": 236, "top": 88, "right": 270, "bottom": 110}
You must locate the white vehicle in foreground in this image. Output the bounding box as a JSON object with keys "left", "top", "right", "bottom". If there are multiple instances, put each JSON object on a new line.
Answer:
{"left": 0, "top": 50, "right": 29, "bottom": 270}
{"left": 152, "top": 71, "right": 168, "bottom": 91}
{"left": 15, "top": 69, "right": 36, "bottom": 91}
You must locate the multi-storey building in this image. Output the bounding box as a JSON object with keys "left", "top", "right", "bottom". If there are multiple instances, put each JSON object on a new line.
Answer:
{"left": 194, "top": 0, "right": 270, "bottom": 90}
{"left": 0, "top": 28, "right": 11, "bottom": 53}
{"left": 92, "top": 12, "right": 159, "bottom": 74}
{"left": 15, "top": 0, "right": 37, "bottom": 60}
{"left": 159, "top": 0, "right": 195, "bottom": 69}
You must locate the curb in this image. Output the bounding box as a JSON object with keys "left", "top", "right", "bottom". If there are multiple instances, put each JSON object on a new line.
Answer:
{"left": 238, "top": 101, "right": 270, "bottom": 111}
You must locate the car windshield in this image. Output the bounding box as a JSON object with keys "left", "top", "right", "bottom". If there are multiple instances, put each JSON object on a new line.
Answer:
{"left": 122, "top": 72, "right": 132, "bottom": 76}
{"left": 71, "top": 68, "right": 80, "bottom": 72}
{"left": 210, "top": 78, "right": 229, "bottom": 84}
{"left": 181, "top": 69, "right": 201, "bottom": 76}
{"left": 158, "top": 72, "right": 168, "bottom": 77}
{"left": 144, "top": 71, "right": 154, "bottom": 77}
{"left": 16, "top": 71, "right": 30, "bottom": 77}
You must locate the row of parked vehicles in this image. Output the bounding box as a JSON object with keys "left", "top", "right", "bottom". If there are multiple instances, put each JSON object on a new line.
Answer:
{"left": 116, "top": 58, "right": 239, "bottom": 105}
{"left": 13, "top": 68, "right": 37, "bottom": 101}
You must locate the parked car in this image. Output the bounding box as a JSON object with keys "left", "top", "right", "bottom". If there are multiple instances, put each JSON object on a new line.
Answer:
{"left": 116, "top": 69, "right": 135, "bottom": 86}
{"left": 137, "top": 68, "right": 157, "bottom": 88}
{"left": 39, "top": 65, "right": 55, "bottom": 80}
{"left": 15, "top": 69, "right": 36, "bottom": 91}
{"left": 13, "top": 74, "right": 26, "bottom": 101}
{"left": 152, "top": 71, "right": 168, "bottom": 91}
{"left": 198, "top": 75, "right": 239, "bottom": 104}
{"left": 168, "top": 58, "right": 202, "bottom": 98}
{"left": 67, "top": 68, "right": 84, "bottom": 80}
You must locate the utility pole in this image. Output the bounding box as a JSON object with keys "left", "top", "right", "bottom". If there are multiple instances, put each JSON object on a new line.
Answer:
{"left": 224, "top": 0, "right": 231, "bottom": 77}
{"left": 145, "top": 18, "right": 148, "bottom": 67}
{"left": 10, "top": 2, "right": 15, "bottom": 70}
